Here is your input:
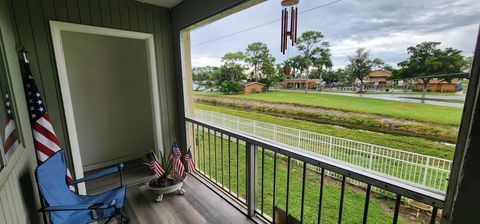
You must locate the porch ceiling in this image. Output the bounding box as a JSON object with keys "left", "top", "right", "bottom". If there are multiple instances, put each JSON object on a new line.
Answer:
{"left": 136, "top": 0, "right": 183, "bottom": 8}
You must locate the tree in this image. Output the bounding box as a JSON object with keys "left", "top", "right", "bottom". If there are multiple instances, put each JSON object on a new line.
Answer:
{"left": 372, "top": 58, "right": 385, "bottom": 70}
{"left": 219, "top": 80, "right": 243, "bottom": 94}
{"left": 210, "top": 52, "right": 246, "bottom": 93}
{"left": 296, "top": 31, "right": 330, "bottom": 93}
{"left": 289, "top": 55, "right": 308, "bottom": 78}
{"left": 193, "top": 66, "right": 217, "bottom": 89}
{"left": 245, "top": 42, "right": 275, "bottom": 81}
{"left": 347, "top": 48, "right": 373, "bottom": 92}
{"left": 396, "top": 42, "right": 465, "bottom": 102}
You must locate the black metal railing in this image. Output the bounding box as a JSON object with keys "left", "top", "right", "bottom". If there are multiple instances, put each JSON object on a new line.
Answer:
{"left": 186, "top": 118, "right": 445, "bottom": 224}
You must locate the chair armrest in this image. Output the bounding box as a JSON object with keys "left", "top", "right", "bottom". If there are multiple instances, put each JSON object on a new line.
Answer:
{"left": 70, "top": 163, "right": 124, "bottom": 185}
{"left": 39, "top": 201, "right": 116, "bottom": 212}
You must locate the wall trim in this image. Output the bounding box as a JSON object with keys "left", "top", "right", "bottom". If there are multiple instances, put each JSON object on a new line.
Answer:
{"left": 49, "top": 21, "right": 163, "bottom": 195}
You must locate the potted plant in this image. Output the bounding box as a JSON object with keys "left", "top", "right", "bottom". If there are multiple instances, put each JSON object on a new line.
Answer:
{"left": 145, "top": 147, "right": 187, "bottom": 202}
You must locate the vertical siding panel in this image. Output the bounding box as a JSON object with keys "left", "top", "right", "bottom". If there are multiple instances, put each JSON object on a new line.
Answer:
{"left": 65, "top": 0, "right": 81, "bottom": 23}
{"left": 144, "top": 7, "right": 153, "bottom": 34}
{"left": 118, "top": 0, "right": 130, "bottom": 30}
{"left": 37, "top": 0, "right": 72, "bottom": 152}
{"left": 99, "top": 0, "right": 112, "bottom": 27}
{"left": 12, "top": 0, "right": 44, "bottom": 94}
{"left": 109, "top": 0, "right": 121, "bottom": 29}
{"left": 5, "top": 183, "right": 19, "bottom": 224}
{"left": 53, "top": 0, "right": 69, "bottom": 21}
{"left": 128, "top": 3, "right": 138, "bottom": 31}
{"left": 0, "top": 195, "right": 6, "bottom": 224}
{"left": 77, "top": 0, "right": 92, "bottom": 25}
{"left": 0, "top": 190, "right": 13, "bottom": 224}
{"left": 152, "top": 9, "right": 170, "bottom": 143}
{"left": 160, "top": 10, "right": 176, "bottom": 144}
{"left": 9, "top": 177, "right": 23, "bottom": 223}
{"left": 89, "top": 0, "right": 102, "bottom": 26}
{"left": 136, "top": 5, "right": 146, "bottom": 33}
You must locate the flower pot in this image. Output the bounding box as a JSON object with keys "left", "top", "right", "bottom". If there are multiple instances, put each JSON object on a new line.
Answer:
{"left": 147, "top": 175, "right": 187, "bottom": 202}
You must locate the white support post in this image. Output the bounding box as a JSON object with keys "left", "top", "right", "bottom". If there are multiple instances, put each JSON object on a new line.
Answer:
{"left": 273, "top": 125, "right": 277, "bottom": 141}
{"left": 369, "top": 145, "right": 374, "bottom": 169}
{"left": 297, "top": 130, "right": 302, "bottom": 148}
{"left": 423, "top": 157, "right": 430, "bottom": 186}
{"left": 328, "top": 136, "right": 333, "bottom": 158}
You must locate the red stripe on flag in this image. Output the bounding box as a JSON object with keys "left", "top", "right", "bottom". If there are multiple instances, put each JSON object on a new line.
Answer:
{"left": 4, "top": 131, "right": 18, "bottom": 152}
{"left": 33, "top": 121, "right": 60, "bottom": 146}
{"left": 34, "top": 140, "right": 57, "bottom": 158}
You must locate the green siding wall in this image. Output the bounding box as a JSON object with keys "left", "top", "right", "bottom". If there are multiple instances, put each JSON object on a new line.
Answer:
{"left": 0, "top": 0, "right": 42, "bottom": 222}
{"left": 8, "top": 0, "right": 178, "bottom": 168}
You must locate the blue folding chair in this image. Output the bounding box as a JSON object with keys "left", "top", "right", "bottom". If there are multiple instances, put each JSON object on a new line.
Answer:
{"left": 36, "top": 150, "right": 128, "bottom": 224}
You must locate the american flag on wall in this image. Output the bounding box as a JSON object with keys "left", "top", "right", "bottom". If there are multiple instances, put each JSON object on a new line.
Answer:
{"left": 148, "top": 153, "right": 165, "bottom": 177}
{"left": 3, "top": 93, "right": 19, "bottom": 161}
{"left": 171, "top": 143, "right": 184, "bottom": 177}
{"left": 23, "top": 62, "right": 74, "bottom": 186}
{"left": 185, "top": 146, "right": 195, "bottom": 173}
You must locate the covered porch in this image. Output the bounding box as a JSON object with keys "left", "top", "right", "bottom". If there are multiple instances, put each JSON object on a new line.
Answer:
{"left": 0, "top": 0, "right": 479, "bottom": 224}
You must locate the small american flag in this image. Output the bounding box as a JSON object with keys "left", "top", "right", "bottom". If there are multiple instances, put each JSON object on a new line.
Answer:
{"left": 185, "top": 146, "right": 195, "bottom": 173}
{"left": 171, "top": 143, "right": 184, "bottom": 177}
{"left": 3, "top": 93, "right": 19, "bottom": 161}
{"left": 148, "top": 153, "right": 165, "bottom": 177}
{"left": 23, "top": 62, "right": 74, "bottom": 188}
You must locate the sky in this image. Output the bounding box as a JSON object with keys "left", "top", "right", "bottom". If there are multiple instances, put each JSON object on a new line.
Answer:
{"left": 190, "top": 0, "right": 480, "bottom": 69}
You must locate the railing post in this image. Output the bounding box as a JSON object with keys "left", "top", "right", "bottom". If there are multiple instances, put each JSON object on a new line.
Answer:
{"left": 273, "top": 125, "right": 277, "bottom": 141}
{"left": 423, "top": 157, "right": 430, "bottom": 186}
{"left": 297, "top": 130, "right": 301, "bottom": 148}
{"left": 246, "top": 142, "right": 257, "bottom": 217}
{"left": 369, "top": 145, "right": 374, "bottom": 169}
{"left": 328, "top": 136, "right": 333, "bottom": 157}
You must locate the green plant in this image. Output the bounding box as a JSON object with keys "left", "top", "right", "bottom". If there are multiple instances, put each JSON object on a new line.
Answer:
{"left": 145, "top": 150, "right": 178, "bottom": 186}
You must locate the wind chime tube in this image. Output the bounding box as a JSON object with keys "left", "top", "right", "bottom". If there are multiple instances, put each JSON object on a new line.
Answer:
{"left": 281, "top": 9, "right": 285, "bottom": 54}
{"left": 284, "top": 8, "right": 288, "bottom": 53}
{"left": 293, "top": 7, "right": 298, "bottom": 43}
{"left": 290, "top": 7, "right": 294, "bottom": 42}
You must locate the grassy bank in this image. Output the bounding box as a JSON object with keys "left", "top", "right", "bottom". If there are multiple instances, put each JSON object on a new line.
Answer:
{"left": 195, "top": 91, "right": 462, "bottom": 126}
{"left": 193, "top": 130, "right": 433, "bottom": 224}
{"left": 195, "top": 103, "right": 455, "bottom": 160}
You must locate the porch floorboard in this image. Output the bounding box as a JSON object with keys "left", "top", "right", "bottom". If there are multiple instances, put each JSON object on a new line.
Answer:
{"left": 116, "top": 176, "right": 254, "bottom": 224}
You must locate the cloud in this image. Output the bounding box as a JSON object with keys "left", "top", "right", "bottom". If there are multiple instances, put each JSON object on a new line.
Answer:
{"left": 191, "top": 55, "right": 222, "bottom": 67}
{"left": 191, "top": 0, "right": 480, "bottom": 69}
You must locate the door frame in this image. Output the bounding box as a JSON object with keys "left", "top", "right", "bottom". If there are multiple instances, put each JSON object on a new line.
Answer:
{"left": 50, "top": 21, "right": 163, "bottom": 194}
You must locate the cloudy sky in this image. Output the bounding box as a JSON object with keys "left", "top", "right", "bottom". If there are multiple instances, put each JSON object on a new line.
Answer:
{"left": 190, "top": 0, "right": 479, "bottom": 69}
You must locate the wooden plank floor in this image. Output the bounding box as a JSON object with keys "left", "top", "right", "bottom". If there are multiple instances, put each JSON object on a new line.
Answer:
{"left": 118, "top": 176, "right": 254, "bottom": 224}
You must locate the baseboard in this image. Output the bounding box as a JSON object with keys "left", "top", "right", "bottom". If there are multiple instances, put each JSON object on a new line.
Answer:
{"left": 83, "top": 153, "right": 146, "bottom": 171}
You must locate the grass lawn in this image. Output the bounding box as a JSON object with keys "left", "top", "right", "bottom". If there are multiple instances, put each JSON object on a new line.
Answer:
{"left": 195, "top": 103, "right": 455, "bottom": 160}
{"left": 192, "top": 130, "right": 432, "bottom": 224}
{"left": 196, "top": 91, "right": 462, "bottom": 126}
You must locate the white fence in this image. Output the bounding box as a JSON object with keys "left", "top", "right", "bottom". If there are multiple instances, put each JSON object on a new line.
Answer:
{"left": 194, "top": 109, "right": 452, "bottom": 192}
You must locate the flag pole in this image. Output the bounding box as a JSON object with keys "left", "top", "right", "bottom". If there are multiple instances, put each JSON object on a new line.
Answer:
{"left": 17, "top": 47, "right": 49, "bottom": 224}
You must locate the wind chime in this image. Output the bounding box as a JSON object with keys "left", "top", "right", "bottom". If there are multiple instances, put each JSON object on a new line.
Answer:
{"left": 280, "top": 0, "right": 299, "bottom": 55}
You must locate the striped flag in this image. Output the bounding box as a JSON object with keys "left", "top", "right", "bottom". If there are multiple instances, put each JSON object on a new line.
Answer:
{"left": 148, "top": 153, "right": 165, "bottom": 177}
{"left": 23, "top": 62, "right": 74, "bottom": 187}
{"left": 171, "top": 143, "right": 184, "bottom": 177}
{"left": 185, "top": 146, "right": 195, "bottom": 173}
{"left": 3, "top": 93, "right": 19, "bottom": 161}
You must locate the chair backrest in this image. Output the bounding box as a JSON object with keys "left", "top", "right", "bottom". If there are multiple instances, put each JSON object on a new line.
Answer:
{"left": 36, "top": 150, "right": 79, "bottom": 206}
